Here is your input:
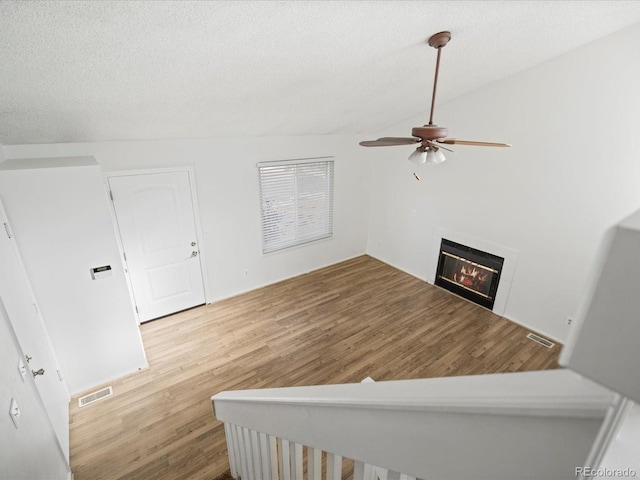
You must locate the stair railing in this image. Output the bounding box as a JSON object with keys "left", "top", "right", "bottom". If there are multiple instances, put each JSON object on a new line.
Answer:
{"left": 213, "top": 369, "right": 614, "bottom": 480}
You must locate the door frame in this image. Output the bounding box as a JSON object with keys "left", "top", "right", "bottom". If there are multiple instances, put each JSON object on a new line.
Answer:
{"left": 104, "top": 167, "right": 210, "bottom": 324}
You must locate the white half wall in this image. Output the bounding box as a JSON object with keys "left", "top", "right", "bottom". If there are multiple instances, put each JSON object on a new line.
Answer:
{"left": 366, "top": 23, "right": 640, "bottom": 342}
{"left": 600, "top": 401, "right": 640, "bottom": 474}
{"left": 0, "top": 157, "right": 148, "bottom": 394}
{"left": 561, "top": 209, "right": 640, "bottom": 404}
{"left": 3, "top": 135, "right": 371, "bottom": 304}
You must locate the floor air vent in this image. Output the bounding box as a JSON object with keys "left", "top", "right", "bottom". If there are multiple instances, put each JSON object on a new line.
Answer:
{"left": 78, "top": 386, "right": 113, "bottom": 408}
{"left": 526, "top": 333, "right": 555, "bottom": 348}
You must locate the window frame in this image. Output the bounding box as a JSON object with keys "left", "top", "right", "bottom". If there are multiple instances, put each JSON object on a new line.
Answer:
{"left": 257, "top": 157, "right": 334, "bottom": 254}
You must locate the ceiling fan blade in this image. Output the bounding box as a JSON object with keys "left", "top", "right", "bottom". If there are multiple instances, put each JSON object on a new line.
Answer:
{"left": 359, "top": 137, "right": 421, "bottom": 147}
{"left": 438, "top": 138, "right": 512, "bottom": 147}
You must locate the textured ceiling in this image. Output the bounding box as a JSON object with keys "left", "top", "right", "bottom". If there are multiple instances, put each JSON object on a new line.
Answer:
{"left": 1, "top": 0, "right": 640, "bottom": 145}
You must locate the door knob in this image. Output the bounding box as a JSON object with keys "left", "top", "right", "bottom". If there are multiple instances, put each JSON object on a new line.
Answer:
{"left": 32, "top": 368, "right": 45, "bottom": 378}
{"left": 191, "top": 251, "right": 198, "bottom": 257}
{"left": 191, "top": 242, "right": 196, "bottom": 246}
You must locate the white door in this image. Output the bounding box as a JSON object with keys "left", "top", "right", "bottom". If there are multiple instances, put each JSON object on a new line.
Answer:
{"left": 0, "top": 199, "right": 70, "bottom": 459}
{"left": 108, "top": 171, "right": 206, "bottom": 322}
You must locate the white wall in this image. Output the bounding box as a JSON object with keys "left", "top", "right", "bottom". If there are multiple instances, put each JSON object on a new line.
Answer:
{"left": 0, "top": 158, "right": 148, "bottom": 395}
{"left": 0, "top": 298, "right": 70, "bottom": 480}
{"left": 3, "top": 135, "right": 371, "bottom": 304}
{"left": 366, "top": 23, "right": 640, "bottom": 342}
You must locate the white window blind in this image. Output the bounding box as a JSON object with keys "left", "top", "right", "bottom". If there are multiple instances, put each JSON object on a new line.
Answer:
{"left": 258, "top": 157, "right": 334, "bottom": 254}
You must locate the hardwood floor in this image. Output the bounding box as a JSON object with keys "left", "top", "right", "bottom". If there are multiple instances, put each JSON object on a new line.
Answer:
{"left": 69, "top": 255, "right": 560, "bottom": 479}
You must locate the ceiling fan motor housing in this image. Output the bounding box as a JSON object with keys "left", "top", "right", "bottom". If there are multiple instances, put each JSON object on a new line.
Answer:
{"left": 412, "top": 125, "right": 449, "bottom": 140}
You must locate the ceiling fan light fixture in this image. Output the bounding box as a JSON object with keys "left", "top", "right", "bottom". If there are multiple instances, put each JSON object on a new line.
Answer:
{"left": 425, "top": 147, "right": 446, "bottom": 165}
{"left": 408, "top": 148, "right": 427, "bottom": 166}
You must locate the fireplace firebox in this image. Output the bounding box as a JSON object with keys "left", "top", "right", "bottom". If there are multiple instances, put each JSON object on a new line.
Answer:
{"left": 434, "top": 239, "right": 504, "bottom": 310}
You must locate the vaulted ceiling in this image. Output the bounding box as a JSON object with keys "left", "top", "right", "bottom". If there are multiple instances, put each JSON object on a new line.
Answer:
{"left": 1, "top": 0, "right": 640, "bottom": 145}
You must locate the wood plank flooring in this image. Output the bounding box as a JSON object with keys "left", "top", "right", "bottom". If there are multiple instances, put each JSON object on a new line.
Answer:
{"left": 69, "top": 255, "right": 560, "bottom": 479}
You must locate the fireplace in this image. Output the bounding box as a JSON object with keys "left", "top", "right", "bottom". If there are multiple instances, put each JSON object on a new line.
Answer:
{"left": 434, "top": 238, "right": 504, "bottom": 310}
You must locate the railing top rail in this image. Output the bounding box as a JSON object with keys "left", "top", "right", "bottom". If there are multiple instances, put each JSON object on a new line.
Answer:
{"left": 213, "top": 369, "right": 614, "bottom": 420}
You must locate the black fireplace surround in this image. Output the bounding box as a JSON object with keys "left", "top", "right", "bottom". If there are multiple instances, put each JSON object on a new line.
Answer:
{"left": 434, "top": 238, "right": 504, "bottom": 310}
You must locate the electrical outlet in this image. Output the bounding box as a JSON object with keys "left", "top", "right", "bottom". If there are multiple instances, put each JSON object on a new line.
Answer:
{"left": 566, "top": 316, "right": 574, "bottom": 326}
{"left": 9, "top": 398, "right": 20, "bottom": 429}
{"left": 17, "top": 358, "right": 27, "bottom": 382}
{"left": 243, "top": 269, "right": 248, "bottom": 276}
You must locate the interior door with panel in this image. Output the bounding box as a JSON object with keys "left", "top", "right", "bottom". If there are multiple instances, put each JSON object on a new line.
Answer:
{"left": 0, "top": 198, "right": 71, "bottom": 460}
{"left": 108, "top": 170, "right": 206, "bottom": 322}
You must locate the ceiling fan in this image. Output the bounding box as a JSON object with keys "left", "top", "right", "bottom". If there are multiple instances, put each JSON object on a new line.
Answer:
{"left": 359, "top": 31, "right": 510, "bottom": 179}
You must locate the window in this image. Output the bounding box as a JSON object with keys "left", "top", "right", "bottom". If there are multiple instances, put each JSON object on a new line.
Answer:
{"left": 258, "top": 157, "right": 334, "bottom": 254}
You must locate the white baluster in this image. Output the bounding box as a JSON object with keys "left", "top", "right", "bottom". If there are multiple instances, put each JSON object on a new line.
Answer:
{"left": 291, "top": 442, "right": 303, "bottom": 479}
{"left": 235, "top": 425, "right": 249, "bottom": 480}
{"left": 374, "top": 466, "right": 389, "bottom": 480}
{"left": 355, "top": 461, "right": 378, "bottom": 480}
{"left": 243, "top": 427, "right": 255, "bottom": 480}
{"left": 251, "top": 429, "right": 262, "bottom": 480}
{"left": 308, "top": 448, "right": 322, "bottom": 480}
{"left": 279, "top": 438, "right": 291, "bottom": 480}
{"left": 399, "top": 474, "right": 416, "bottom": 480}
{"left": 386, "top": 470, "right": 401, "bottom": 480}
{"left": 224, "top": 423, "right": 239, "bottom": 478}
{"left": 268, "top": 435, "right": 279, "bottom": 479}
{"left": 326, "top": 453, "right": 342, "bottom": 480}
{"left": 365, "top": 464, "right": 378, "bottom": 480}
{"left": 258, "top": 432, "right": 270, "bottom": 480}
